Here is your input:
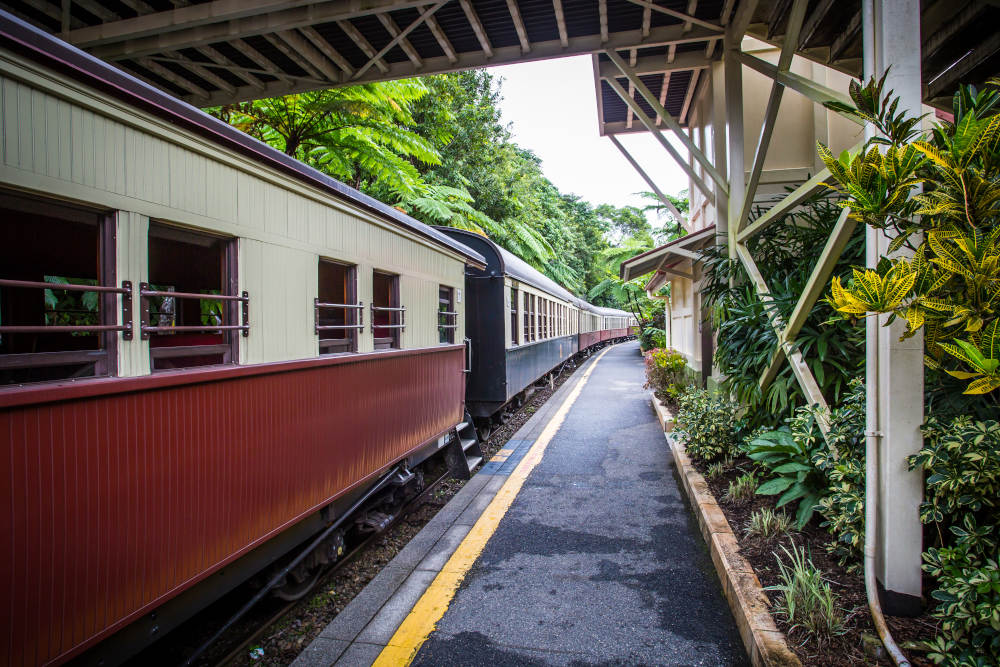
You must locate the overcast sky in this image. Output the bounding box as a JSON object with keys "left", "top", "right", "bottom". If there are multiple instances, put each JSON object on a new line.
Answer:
{"left": 486, "top": 54, "right": 690, "bottom": 220}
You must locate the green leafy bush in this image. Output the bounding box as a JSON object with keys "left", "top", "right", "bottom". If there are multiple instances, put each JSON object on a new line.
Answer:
{"left": 746, "top": 508, "right": 793, "bottom": 542}
{"left": 812, "top": 380, "right": 867, "bottom": 569}
{"left": 674, "top": 389, "right": 742, "bottom": 463}
{"left": 639, "top": 325, "right": 667, "bottom": 352}
{"left": 743, "top": 413, "right": 829, "bottom": 529}
{"left": 643, "top": 347, "right": 692, "bottom": 408}
{"left": 724, "top": 471, "right": 757, "bottom": 507}
{"left": 908, "top": 417, "right": 1000, "bottom": 665}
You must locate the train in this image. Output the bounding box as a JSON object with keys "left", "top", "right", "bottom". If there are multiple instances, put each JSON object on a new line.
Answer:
{"left": 0, "top": 12, "right": 634, "bottom": 666}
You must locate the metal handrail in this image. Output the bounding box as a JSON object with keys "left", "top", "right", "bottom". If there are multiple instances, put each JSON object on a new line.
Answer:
{"left": 371, "top": 303, "right": 405, "bottom": 332}
{"left": 315, "top": 298, "right": 364, "bottom": 335}
{"left": 0, "top": 279, "right": 133, "bottom": 340}
{"left": 139, "top": 282, "right": 249, "bottom": 339}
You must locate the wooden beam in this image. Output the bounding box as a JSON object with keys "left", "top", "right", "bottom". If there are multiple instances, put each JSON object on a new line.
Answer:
{"left": 642, "top": 5, "right": 651, "bottom": 38}
{"left": 553, "top": 0, "right": 569, "bottom": 48}
{"left": 459, "top": 0, "right": 493, "bottom": 58}
{"left": 276, "top": 29, "right": 343, "bottom": 82}
{"left": 736, "top": 169, "right": 830, "bottom": 242}
{"left": 337, "top": 19, "right": 390, "bottom": 74}
{"left": 736, "top": 0, "right": 807, "bottom": 233}
{"left": 735, "top": 244, "right": 831, "bottom": 432}
{"left": 352, "top": 2, "right": 446, "bottom": 80}
{"left": 800, "top": 0, "right": 836, "bottom": 47}
{"left": 265, "top": 33, "right": 326, "bottom": 81}
{"left": 605, "top": 48, "right": 729, "bottom": 195}
{"left": 155, "top": 51, "right": 237, "bottom": 94}
{"left": 377, "top": 12, "right": 424, "bottom": 68}
{"left": 655, "top": 70, "right": 671, "bottom": 126}
{"left": 679, "top": 68, "right": 699, "bottom": 124}
{"left": 623, "top": 0, "right": 724, "bottom": 33}
{"left": 229, "top": 37, "right": 292, "bottom": 83}
{"left": 136, "top": 57, "right": 209, "bottom": 100}
{"left": 928, "top": 29, "right": 1000, "bottom": 98}
{"left": 599, "top": 0, "right": 608, "bottom": 43}
{"left": 604, "top": 76, "right": 716, "bottom": 202}
{"left": 423, "top": 7, "right": 457, "bottom": 63}
{"left": 198, "top": 44, "right": 265, "bottom": 90}
{"left": 735, "top": 50, "right": 861, "bottom": 120}
{"left": 720, "top": 0, "right": 737, "bottom": 25}
{"left": 727, "top": 0, "right": 760, "bottom": 41}
{"left": 506, "top": 0, "right": 531, "bottom": 53}
{"left": 69, "top": 0, "right": 427, "bottom": 50}
{"left": 608, "top": 135, "right": 692, "bottom": 232}
{"left": 683, "top": 0, "right": 698, "bottom": 33}
{"left": 829, "top": 10, "right": 860, "bottom": 62}
{"left": 299, "top": 26, "right": 355, "bottom": 76}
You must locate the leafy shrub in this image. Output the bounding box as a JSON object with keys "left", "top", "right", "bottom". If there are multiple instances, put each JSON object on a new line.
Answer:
{"left": 674, "top": 389, "right": 743, "bottom": 462}
{"left": 746, "top": 508, "right": 793, "bottom": 541}
{"left": 767, "top": 543, "right": 846, "bottom": 643}
{"left": 643, "top": 347, "right": 693, "bottom": 409}
{"left": 743, "top": 413, "right": 829, "bottom": 529}
{"left": 706, "top": 461, "right": 726, "bottom": 480}
{"left": 700, "top": 194, "right": 865, "bottom": 431}
{"left": 908, "top": 417, "right": 1000, "bottom": 665}
{"left": 724, "top": 471, "right": 757, "bottom": 506}
{"left": 639, "top": 325, "right": 667, "bottom": 352}
{"left": 812, "top": 380, "right": 867, "bottom": 569}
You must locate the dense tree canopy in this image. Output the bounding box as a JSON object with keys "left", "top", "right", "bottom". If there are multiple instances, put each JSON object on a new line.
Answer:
{"left": 210, "top": 69, "right": 683, "bottom": 311}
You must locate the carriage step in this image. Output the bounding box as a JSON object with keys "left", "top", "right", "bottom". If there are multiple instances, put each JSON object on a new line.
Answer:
{"left": 460, "top": 437, "right": 477, "bottom": 452}
{"left": 465, "top": 456, "right": 483, "bottom": 472}
{"left": 456, "top": 421, "right": 470, "bottom": 432}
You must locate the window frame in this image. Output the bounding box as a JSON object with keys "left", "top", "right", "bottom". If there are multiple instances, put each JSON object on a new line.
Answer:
{"left": 371, "top": 270, "right": 403, "bottom": 350}
{"left": 438, "top": 285, "right": 456, "bottom": 345}
{"left": 143, "top": 223, "right": 242, "bottom": 372}
{"left": 316, "top": 259, "right": 360, "bottom": 355}
{"left": 511, "top": 287, "right": 519, "bottom": 346}
{"left": 0, "top": 197, "right": 126, "bottom": 384}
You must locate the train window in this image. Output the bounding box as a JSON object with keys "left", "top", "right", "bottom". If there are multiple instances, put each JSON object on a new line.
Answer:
{"left": 372, "top": 271, "right": 402, "bottom": 350}
{"left": 540, "top": 298, "right": 546, "bottom": 339}
{"left": 145, "top": 223, "right": 241, "bottom": 371}
{"left": 529, "top": 294, "right": 536, "bottom": 341}
{"left": 438, "top": 286, "right": 456, "bottom": 344}
{"left": 523, "top": 292, "right": 530, "bottom": 343}
{"left": 511, "top": 287, "right": 518, "bottom": 346}
{"left": 0, "top": 192, "right": 124, "bottom": 385}
{"left": 316, "top": 260, "right": 359, "bottom": 354}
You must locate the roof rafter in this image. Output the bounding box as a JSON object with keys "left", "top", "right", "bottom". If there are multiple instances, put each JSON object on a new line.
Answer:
{"left": 506, "top": 0, "right": 532, "bottom": 53}
{"left": 337, "top": 19, "right": 390, "bottom": 74}
{"left": 622, "top": 0, "right": 724, "bottom": 33}
{"left": 552, "top": 0, "right": 569, "bottom": 48}
{"left": 423, "top": 7, "right": 458, "bottom": 63}
{"left": 352, "top": 2, "right": 446, "bottom": 80}
{"left": 377, "top": 12, "right": 423, "bottom": 68}
{"left": 458, "top": 0, "right": 493, "bottom": 57}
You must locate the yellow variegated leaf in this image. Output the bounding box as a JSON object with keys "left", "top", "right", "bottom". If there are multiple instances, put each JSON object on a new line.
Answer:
{"left": 905, "top": 305, "right": 925, "bottom": 332}
{"left": 964, "top": 376, "right": 1000, "bottom": 394}
{"left": 946, "top": 369, "right": 982, "bottom": 380}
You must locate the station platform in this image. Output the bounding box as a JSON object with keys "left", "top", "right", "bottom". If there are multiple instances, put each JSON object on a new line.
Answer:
{"left": 293, "top": 341, "right": 748, "bottom": 667}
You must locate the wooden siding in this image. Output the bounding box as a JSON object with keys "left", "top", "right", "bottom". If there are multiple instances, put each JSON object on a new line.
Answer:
{"left": 0, "top": 346, "right": 465, "bottom": 666}
{"left": 0, "top": 52, "right": 465, "bottom": 370}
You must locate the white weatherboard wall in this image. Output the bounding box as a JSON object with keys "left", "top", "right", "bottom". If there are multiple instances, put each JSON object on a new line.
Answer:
{"left": 0, "top": 49, "right": 466, "bottom": 372}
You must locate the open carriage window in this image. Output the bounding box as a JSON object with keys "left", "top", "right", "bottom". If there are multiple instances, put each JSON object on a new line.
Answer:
{"left": 511, "top": 287, "right": 518, "bottom": 346}
{"left": 316, "top": 260, "right": 359, "bottom": 354}
{"left": 372, "top": 271, "right": 402, "bottom": 350}
{"left": 438, "top": 286, "right": 456, "bottom": 344}
{"left": 0, "top": 192, "right": 126, "bottom": 385}
{"left": 144, "top": 223, "right": 243, "bottom": 371}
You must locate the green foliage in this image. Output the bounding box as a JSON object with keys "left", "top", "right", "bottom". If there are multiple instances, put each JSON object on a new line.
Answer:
{"left": 723, "top": 471, "right": 758, "bottom": 507}
{"left": 674, "top": 389, "right": 743, "bottom": 463}
{"left": 908, "top": 417, "right": 1000, "bottom": 664}
{"left": 746, "top": 508, "right": 793, "bottom": 542}
{"left": 821, "top": 76, "right": 1000, "bottom": 400}
{"left": 766, "top": 543, "right": 846, "bottom": 643}
{"left": 743, "top": 418, "right": 827, "bottom": 529}
{"left": 706, "top": 461, "right": 726, "bottom": 481}
{"left": 921, "top": 520, "right": 1000, "bottom": 666}
{"left": 811, "top": 380, "right": 867, "bottom": 570}
{"left": 701, "top": 195, "right": 864, "bottom": 427}
{"left": 643, "top": 347, "right": 690, "bottom": 407}
{"left": 42, "top": 275, "right": 98, "bottom": 331}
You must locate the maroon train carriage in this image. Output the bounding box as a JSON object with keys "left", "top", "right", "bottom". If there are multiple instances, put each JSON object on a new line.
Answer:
{"left": 0, "top": 14, "right": 486, "bottom": 666}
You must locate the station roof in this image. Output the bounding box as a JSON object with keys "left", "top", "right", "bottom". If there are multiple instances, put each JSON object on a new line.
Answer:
{"left": 4, "top": 1, "right": 996, "bottom": 135}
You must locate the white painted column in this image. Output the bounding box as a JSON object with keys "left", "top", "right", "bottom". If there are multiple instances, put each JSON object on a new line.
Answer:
{"left": 115, "top": 211, "right": 150, "bottom": 378}
{"left": 723, "top": 35, "right": 744, "bottom": 262}
{"left": 866, "top": 0, "right": 924, "bottom": 613}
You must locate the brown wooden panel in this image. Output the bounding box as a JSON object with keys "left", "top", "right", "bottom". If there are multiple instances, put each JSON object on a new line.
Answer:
{"left": 0, "top": 345, "right": 464, "bottom": 665}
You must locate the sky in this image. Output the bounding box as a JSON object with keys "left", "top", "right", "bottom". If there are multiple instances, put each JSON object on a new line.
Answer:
{"left": 486, "top": 54, "right": 691, "bottom": 218}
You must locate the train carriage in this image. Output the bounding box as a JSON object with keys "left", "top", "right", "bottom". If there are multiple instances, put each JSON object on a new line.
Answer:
{"left": 437, "top": 228, "right": 634, "bottom": 423}
{"left": 0, "top": 15, "right": 485, "bottom": 666}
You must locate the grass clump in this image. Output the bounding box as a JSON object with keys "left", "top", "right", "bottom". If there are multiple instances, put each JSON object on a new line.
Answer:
{"left": 746, "top": 508, "right": 793, "bottom": 541}
{"left": 706, "top": 461, "right": 726, "bottom": 480}
{"left": 723, "top": 471, "right": 757, "bottom": 506}
{"left": 767, "top": 542, "right": 846, "bottom": 644}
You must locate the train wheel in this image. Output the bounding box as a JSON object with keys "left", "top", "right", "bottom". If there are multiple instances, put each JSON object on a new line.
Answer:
{"left": 477, "top": 422, "right": 492, "bottom": 442}
{"left": 272, "top": 568, "right": 321, "bottom": 601}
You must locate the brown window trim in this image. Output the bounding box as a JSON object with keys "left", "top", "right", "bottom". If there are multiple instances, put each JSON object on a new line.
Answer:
{"left": 143, "top": 227, "right": 244, "bottom": 370}
{"left": 316, "top": 260, "right": 361, "bottom": 355}
{"left": 438, "top": 286, "right": 456, "bottom": 345}
{"left": 0, "top": 205, "right": 127, "bottom": 383}
{"left": 372, "top": 271, "right": 403, "bottom": 350}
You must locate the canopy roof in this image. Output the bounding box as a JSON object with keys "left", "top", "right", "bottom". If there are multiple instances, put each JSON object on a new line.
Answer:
{"left": 6, "top": 1, "right": 995, "bottom": 132}
{"left": 619, "top": 224, "right": 716, "bottom": 291}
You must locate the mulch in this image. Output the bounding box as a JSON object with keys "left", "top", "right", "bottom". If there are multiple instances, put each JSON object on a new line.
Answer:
{"left": 691, "top": 455, "right": 939, "bottom": 666}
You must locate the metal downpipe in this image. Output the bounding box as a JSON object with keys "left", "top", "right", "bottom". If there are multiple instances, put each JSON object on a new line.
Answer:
{"left": 862, "top": 1, "right": 910, "bottom": 663}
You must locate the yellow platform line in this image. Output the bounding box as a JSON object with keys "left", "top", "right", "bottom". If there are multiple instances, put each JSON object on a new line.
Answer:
{"left": 372, "top": 346, "right": 614, "bottom": 666}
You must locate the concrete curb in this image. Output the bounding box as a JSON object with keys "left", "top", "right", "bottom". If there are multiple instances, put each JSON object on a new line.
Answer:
{"left": 652, "top": 397, "right": 801, "bottom": 667}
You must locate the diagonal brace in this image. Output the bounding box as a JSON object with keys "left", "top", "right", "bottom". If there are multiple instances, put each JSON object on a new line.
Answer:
{"left": 609, "top": 135, "right": 692, "bottom": 232}
{"left": 605, "top": 49, "right": 729, "bottom": 196}
{"left": 353, "top": 2, "right": 446, "bottom": 80}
